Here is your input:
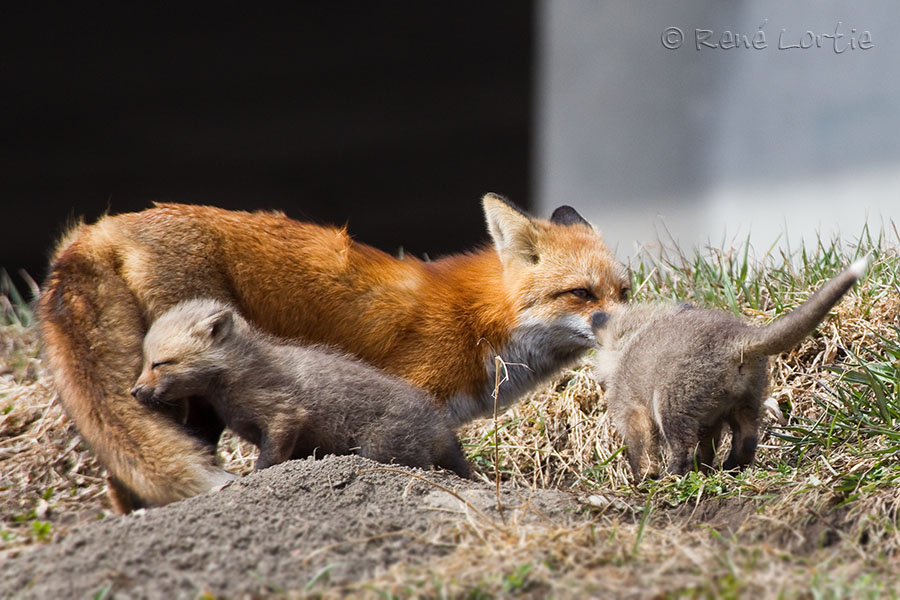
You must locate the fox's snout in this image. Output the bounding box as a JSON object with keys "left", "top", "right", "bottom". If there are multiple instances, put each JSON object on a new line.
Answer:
{"left": 131, "top": 382, "right": 155, "bottom": 404}
{"left": 591, "top": 311, "right": 610, "bottom": 332}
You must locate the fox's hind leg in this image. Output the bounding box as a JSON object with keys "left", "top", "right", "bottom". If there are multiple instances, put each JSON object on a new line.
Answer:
{"left": 182, "top": 397, "right": 226, "bottom": 452}
{"left": 695, "top": 420, "right": 724, "bottom": 473}
{"left": 257, "top": 415, "right": 302, "bottom": 470}
{"left": 723, "top": 401, "right": 760, "bottom": 470}
{"left": 106, "top": 475, "right": 148, "bottom": 513}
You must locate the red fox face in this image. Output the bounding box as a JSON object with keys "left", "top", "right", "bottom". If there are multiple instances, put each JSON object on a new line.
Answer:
{"left": 483, "top": 194, "right": 629, "bottom": 336}
{"left": 451, "top": 194, "right": 629, "bottom": 423}
{"left": 131, "top": 302, "right": 235, "bottom": 405}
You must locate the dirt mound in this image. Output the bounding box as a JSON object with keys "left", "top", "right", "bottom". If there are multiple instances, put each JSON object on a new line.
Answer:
{"left": 1, "top": 454, "right": 578, "bottom": 599}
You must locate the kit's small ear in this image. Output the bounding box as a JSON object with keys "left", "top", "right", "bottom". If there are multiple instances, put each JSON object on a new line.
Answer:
{"left": 196, "top": 308, "right": 234, "bottom": 342}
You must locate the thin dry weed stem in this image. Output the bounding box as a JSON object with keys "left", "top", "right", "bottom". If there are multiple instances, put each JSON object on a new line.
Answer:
{"left": 492, "top": 354, "right": 508, "bottom": 524}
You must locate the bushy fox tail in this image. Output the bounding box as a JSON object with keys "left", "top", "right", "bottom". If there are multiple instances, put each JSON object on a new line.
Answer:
{"left": 742, "top": 257, "right": 869, "bottom": 357}
{"left": 38, "top": 230, "right": 232, "bottom": 512}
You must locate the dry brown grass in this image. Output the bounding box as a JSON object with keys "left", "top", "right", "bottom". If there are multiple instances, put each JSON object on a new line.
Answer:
{"left": 0, "top": 326, "right": 105, "bottom": 555}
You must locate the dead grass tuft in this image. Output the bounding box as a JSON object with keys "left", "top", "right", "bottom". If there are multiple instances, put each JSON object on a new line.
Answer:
{"left": 462, "top": 364, "right": 633, "bottom": 493}
{"left": 0, "top": 326, "right": 107, "bottom": 555}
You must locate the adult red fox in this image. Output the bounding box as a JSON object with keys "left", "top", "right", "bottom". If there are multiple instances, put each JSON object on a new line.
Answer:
{"left": 38, "top": 194, "right": 627, "bottom": 511}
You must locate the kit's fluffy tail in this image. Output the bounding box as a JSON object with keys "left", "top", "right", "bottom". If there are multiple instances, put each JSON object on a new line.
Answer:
{"left": 742, "top": 257, "right": 868, "bottom": 357}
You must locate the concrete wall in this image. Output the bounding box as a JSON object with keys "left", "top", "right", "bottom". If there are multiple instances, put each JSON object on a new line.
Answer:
{"left": 536, "top": 1, "right": 900, "bottom": 260}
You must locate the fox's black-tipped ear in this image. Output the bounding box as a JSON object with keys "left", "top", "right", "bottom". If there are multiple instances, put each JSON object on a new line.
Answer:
{"left": 483, "top": 193, "right": 540, "bottom": 267}
{"left": 550, "top": 205, "right": 591, "bottom": 228}
{"left": 591, "top": 311, "right": 610, "bottom": 331}
{"left": 197, "top": 309, "right": 234, "bottom": 342}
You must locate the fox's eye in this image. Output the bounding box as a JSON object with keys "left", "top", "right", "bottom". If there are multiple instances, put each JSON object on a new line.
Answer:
{"left": 618, "top": 286, "right": 631, "bottom": 302}
{"left": 151, "top": 360, "right": 173, "bottom": 370}
{"left": 569, "top": 288, "right": 591, "bottom": 300}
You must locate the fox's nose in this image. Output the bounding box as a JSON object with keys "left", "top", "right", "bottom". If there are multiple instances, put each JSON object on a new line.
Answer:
{"left": 131, "top": 384, "right": 150, "bottom": 403}
{"left": 590, "top": 311, "right": 610, "bottom": 331}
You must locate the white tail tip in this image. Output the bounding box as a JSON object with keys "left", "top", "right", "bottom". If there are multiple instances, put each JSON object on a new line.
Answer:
{"left": 763, "top": 397, "right": 787, "bottom": 426}
{"left": 847, "top": 255, "right": 871, "bottom": 280}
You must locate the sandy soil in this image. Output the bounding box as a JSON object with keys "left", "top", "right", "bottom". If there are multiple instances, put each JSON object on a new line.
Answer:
{"left": 1, "top": 455, "right": 579, "bottom": 599}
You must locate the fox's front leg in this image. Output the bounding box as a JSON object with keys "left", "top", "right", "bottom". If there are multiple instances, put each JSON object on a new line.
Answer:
{"left": 695, "top": 421, "right": 724, "bottom": 473}
{"left": 614, "top": 404, "right": 661, "bottom": 480}
{"left": 256, "top": 415, "right": 302, "bottom": 470}
{"left": 660, "top": 414, "right": 701, "bottom": 476}
{"left": 182, "top": 397, "right": 226, "bottom": 452}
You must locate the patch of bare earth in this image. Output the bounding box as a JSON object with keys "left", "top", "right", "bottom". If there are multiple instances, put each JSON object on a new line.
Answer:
{"left": 1, "top": 454, "right": 577, "bottom": 598}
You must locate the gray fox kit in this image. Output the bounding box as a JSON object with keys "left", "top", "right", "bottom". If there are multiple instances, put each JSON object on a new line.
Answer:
{"left": 591, "top": 258, "right": 868, "bottom": 479}
{"left": 132, "top": 298, "right": 470, "bottom": 478}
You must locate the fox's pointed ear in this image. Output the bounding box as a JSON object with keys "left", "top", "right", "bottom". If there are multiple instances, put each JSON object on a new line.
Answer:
{"left": 550, "top": 205, "right": 591, "bottom": 228}
{"left": 197, "top": 309, "right": 234, "bottom": 342}
{"left": 482, "top": 193, "right": 540, "bottom": 267}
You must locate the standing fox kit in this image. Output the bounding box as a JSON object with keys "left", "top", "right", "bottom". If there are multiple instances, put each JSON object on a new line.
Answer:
{"left": 133, "top": 298, "right": 470, "bottom": 478}
{"left": 39, "top": 194, "right": 626, "bottom": 511}
{"left": 592, "top": 259, "right": 868, "bottom": 480}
